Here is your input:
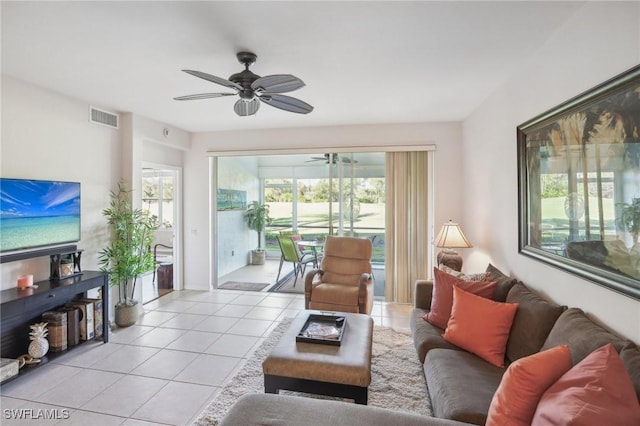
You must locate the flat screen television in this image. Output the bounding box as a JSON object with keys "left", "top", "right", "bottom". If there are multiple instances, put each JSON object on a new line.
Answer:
{"left": 0, "top": 178, "right": 81, "bottom": 253}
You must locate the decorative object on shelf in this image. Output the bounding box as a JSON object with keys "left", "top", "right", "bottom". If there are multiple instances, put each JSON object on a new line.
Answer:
{"left": 99, "top": 181, "right": 156, "bottom": 327}
{"left": 517, "top": 64, "right": 640, "bottom": 299}
{"left": 16, "top": 274, "right": 33, "bottom": 289}
{"left": 41, "top": 311, "right": 67, "bottom": 352}
{"left": 66, "top": 300, "right": 94, "bottom": 341}
{"left": 58, "top": 306, "right": 80, "bottom": 346}
{"left": 49, "top": 249, "right": 83, "bottom": 279}
{"left": 27, "top": 322, "right": 49, "bottom": 359}
{"left": 434, "top": 220, "right": 472, "bottom": 272}
{"left": 244, "top": 201, "right": 272, "bottom": 265}
{"left": 76, "top": 298, "right": 103, "bottom": 339}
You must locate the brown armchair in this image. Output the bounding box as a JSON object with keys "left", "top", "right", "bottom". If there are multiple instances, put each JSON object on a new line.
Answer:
{"left": 304, "top": 236, "right": 374, "bottom": 314}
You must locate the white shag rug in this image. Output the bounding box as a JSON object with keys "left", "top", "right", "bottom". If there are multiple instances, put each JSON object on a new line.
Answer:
{"left": 192, "top": 318, "right": 432, "bottom": 425}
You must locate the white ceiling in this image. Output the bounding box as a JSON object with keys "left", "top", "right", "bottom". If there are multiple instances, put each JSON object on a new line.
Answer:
{"left": 1, "top": 1, "right": 584, "bottom": 133}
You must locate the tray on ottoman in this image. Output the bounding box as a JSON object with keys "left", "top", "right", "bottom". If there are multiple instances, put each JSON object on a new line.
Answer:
{"left": 296, "top": 313, "right": 346, "bottom": 346}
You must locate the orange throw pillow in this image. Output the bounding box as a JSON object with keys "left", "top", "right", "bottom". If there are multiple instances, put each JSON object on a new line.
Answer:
{"left": 443, "top": 286, "right": 518, "bottom": 367}
{"left": 425, "top": 267, "right": 497, "bottom": 329}
{"left": 532, "top": 343, "right": 640, "bottom": 425}
{"left": 486, "top": 345, "right": 572, "bottom": 426}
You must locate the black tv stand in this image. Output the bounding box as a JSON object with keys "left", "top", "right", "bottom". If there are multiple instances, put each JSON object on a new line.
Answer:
{"left": 0, "top": 271, "right": 109, "bottom": 383}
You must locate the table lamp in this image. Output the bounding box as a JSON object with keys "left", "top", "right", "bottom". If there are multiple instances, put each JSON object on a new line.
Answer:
{"left": 434, "top": 220, "right": 472, "bottom": 271}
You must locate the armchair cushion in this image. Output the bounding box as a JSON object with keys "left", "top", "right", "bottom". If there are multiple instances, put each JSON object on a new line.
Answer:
{"left": 308, "top": 283, "right": 359, "bottom": 307}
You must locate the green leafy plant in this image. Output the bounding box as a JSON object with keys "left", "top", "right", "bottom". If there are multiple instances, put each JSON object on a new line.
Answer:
{"left": 617, "top": 197, "right": 640, "bottom": 245}
{"left": 99, "top": 181, "right": 157, "bottom": 307}
{"left": 244, "top": 201, "right": 272, "bottom": 251}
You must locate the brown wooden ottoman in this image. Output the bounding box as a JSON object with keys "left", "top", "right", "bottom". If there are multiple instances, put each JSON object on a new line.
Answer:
{"left": 262, "top": 311, "right": 374, "bottom": 404}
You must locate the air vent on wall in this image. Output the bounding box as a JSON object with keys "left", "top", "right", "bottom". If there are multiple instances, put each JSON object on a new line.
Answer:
{"left": 89, "top": 106, "right": 119, "bottom": 129}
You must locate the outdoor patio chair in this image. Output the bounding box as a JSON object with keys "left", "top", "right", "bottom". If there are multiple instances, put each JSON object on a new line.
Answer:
{"left": 276, "top": 236, "right": 316, "bottom": 286}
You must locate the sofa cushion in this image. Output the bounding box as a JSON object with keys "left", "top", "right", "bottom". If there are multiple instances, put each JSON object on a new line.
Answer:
{"left": 426, "top": 268, "right": 497, "bottom": 329}
{"left": 485, "top": 263, "right": 517, "bottom": 302}
{"left": 425, "top": 348, "right": 505, "bottom": 425}
{"left": 532, "top": 343, "right": 640, "bottom": 425}
{"left": 505, "top": 282, "right": 566, "bottom": 362}
{"left": 443, "top": 286, "right": 518, "bottom": 367}
{"left": 620, "top": 341, "right": 640, "bottom": 401}
{"left": 411, "top": 308, "right": 461, "bottom": 363}
{"left": 221, "top": 393, "right": 474, "bottom": 426}
{"left": 540, "top": 308, "right": 627, "bottom": 365}
{"left": 486, "top": 345, "right": 572, "bottom": 426}
{"left": 440, "top": 265, "right": 488, "bottom": 282}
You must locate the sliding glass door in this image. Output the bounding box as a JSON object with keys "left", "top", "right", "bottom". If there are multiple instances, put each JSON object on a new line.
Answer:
{"left": 216, "top": 151, "right": 385, "bottom": 295}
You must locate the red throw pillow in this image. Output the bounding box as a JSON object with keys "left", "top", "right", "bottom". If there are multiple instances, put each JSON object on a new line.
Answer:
{"left": 425, "top": 267, "right": 497, "bottom": 329}
{"left": 443, "top": 286, "right": 518, "bottom": 367}
{"left": 532, "top": 343, "right": 640, "bottom": 425}
{"left": 486, "top": 345, "right": 572, "bottom": 426}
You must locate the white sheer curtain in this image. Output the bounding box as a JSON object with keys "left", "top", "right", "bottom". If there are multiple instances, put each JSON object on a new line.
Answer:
{"left": 384, "top": 151, "right": 431, "bottom": 304}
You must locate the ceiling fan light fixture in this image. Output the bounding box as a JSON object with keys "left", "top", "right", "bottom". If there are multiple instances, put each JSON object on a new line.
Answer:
{"left": 175, "top": 52, "right": 313, "bottom": 117}
{"left": 234, "top": 98, "right": 260, "bottom": 116}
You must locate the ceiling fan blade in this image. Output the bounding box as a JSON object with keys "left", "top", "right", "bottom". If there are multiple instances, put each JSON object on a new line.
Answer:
{"left": 173, "top": 93, "right": 236, "bottom": 101}
{"left": 251, "top": 74, "right": 305, "bottom": 93}
{"left": 234, "top": 98, "right": 260, "bottom": 116}
{"left": 258, "top": 94, "right": 313, "bottom": 114}
{"left": 337, "top": 156, "right": 358, "bottom": 164}
{"left": 182, "top": 70, "right": 242, "bottom": 91}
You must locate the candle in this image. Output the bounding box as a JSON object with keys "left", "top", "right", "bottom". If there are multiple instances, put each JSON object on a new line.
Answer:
{"left": 17, "top": 274, "right": 33, "bottom": 289}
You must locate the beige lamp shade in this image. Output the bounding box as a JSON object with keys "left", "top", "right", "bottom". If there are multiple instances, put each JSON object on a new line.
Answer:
{"left": 434, "top": 221, "right": 472, "bottom": 271}
{"left": 435, "top": 221, "right": 472, "bottom": 248}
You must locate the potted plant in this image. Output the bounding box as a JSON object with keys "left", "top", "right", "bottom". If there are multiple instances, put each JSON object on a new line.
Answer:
{"left": 617, "top": 197, "right": 640, "bottom": 245}
{"left": 244, "top": 201, "right": 272, "bottom": 265}
{"left": 99, "top": 181, "right": 156, "bottom": 327}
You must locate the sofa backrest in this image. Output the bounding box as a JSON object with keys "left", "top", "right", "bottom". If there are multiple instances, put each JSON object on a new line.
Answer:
{"left": 541, "top": 308, "right": 628, "bottom": 365}
{"left": 485, "top": 264, "right": 517, "bottom": 302}
{"left": 505, "top": 282, "right": 566, "bottom": 362}
{"left": 540, "top": 307, "right": 640, "bottom": 400}
{"left": 620, "top": 342, "right": 640, "bottom": 401}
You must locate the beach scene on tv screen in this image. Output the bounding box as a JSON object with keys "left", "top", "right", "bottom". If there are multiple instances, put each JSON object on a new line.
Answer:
{"left": 0, "top": 179, "right": 81, "bottom": 252}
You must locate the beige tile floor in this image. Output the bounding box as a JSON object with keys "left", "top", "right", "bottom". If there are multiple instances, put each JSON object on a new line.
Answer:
{"left": 0, "top": 288, "right": 412, "bottom": 425}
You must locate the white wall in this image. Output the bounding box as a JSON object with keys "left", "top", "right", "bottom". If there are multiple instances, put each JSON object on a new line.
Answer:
{"left": 1, "top": 77, "right": 190, "bottom": 321}
{"left": 1, "top": 76, "right": 120, "bottom": 288}
{"left": 462, "top": 2, "right": 640, "bottom": 341}
{"left": 183, "top": 122, "right": 463, "bottom": 290}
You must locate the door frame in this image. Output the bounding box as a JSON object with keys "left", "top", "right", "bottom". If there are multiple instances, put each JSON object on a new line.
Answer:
{"left": 142, "top": 162, "right": 183, "bottom": 292}
{"left": 208, "top": 145, "right": 435, "bottom": 291}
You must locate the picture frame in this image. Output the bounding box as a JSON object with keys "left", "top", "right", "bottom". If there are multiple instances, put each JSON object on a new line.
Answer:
{"left": 216, "top": 189, "right": 247, "bottom": 211}
{"left": 517, "top": 64, "right": 640, "bottom": 299}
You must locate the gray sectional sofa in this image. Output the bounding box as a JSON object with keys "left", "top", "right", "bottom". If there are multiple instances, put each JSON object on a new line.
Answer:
{"left": 411, "top": 264, "right": 640, "bottom": 425}
{"left": 220, "top": 394, "right": 470, "bottom": 426}
{"left": 220, "top": 263, "right": 640, "bottom": 425}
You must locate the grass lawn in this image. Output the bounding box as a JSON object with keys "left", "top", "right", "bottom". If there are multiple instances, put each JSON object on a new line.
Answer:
{"left": 540, "top": 196, "right": 617, "bottom": 242}
{"left": 265, "top": 202, "right": 386, "bottom": 262}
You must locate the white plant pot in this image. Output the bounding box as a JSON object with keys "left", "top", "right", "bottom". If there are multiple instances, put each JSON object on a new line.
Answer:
{"left": 251, "top": 250, "right": 266, "bottom": 265}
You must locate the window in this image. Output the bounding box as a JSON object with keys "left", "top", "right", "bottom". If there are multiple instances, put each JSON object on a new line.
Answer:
{"left": 142, "top": 170, "right": 175, "bottom": 228}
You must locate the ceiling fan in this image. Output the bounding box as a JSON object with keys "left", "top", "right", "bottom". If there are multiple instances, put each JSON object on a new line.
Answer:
{"left": 305, "top": 153, "right": 358, "bottom": 164}
{"left": 174, "top": 52, "right": 313, "bottom": 117}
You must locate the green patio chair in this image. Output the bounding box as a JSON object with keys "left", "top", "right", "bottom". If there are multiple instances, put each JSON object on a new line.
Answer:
{"left": 276, "top": 236, "right": 316, "bottom": 286}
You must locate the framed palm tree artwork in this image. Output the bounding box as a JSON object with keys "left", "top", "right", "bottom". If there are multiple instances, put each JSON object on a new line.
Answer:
{"left": 517, "top": 64, "right": 640, "bottom": 299}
